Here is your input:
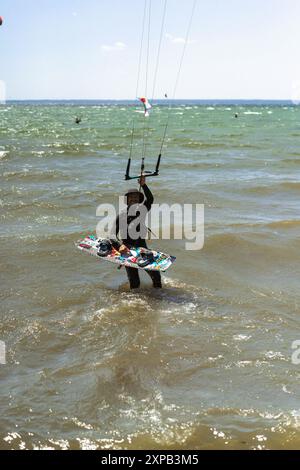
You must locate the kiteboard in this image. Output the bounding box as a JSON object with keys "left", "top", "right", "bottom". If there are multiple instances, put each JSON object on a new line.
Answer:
{"left": 76, "top": 235, "right": 176, "bottom": 272}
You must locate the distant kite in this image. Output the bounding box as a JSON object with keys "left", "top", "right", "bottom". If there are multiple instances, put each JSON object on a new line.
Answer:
{"left": 0, "top": 16, "right": 3, "bottom": 26}
{"left": 138, "top": 97, "right": 152, "bottom": 117}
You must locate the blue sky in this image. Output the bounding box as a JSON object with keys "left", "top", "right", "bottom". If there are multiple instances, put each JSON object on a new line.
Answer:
{"left": 0, "top": 0, "right": 300, "bottom": 100}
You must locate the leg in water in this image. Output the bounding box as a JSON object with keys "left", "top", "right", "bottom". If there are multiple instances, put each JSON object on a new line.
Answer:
{"left": 146, "top": 270, "right": 162, "bottom": 288}
{"left": 126, "top": 266, "right": 140, "bottom": 289}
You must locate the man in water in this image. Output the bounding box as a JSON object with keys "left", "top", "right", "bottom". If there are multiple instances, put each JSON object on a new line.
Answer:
{"left": 110, "top": 175, "right": 162, "bottom": 289}
{"left": 75, "top": 116, "right": 81, "bottom": 124}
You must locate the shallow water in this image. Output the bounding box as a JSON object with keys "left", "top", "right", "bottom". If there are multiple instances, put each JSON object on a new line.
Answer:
{"left": 1, "top": 102, "right": 300, "bottom": 449}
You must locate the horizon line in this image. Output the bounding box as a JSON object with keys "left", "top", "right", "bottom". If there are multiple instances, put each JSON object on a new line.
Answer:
{"left": 3, "top": 98, "right": 296, "bottom": 103}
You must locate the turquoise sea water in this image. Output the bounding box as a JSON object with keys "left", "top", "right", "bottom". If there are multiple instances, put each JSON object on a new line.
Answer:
{"left": 0, "top": 101, "right": 300, "bottom": 449}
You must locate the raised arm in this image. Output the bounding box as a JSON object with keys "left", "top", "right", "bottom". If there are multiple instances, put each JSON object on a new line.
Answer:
{"left": 139, "top": 176, "right": 154, "bottom": 211}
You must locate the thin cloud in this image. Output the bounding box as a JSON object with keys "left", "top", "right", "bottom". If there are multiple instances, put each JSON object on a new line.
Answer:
{"left": 165, "top": 33, "right": 196, "bottom": 45}
{"left": 101, "top": 42, "right": 127, "bottom": 52}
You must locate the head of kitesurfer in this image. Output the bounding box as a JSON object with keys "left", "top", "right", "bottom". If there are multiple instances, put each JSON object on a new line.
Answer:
{"left": 125, "top": 188, "right": 144, "bottom": 207}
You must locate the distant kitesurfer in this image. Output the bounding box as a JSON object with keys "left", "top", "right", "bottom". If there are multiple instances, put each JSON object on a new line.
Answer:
{"left": 75, "top": 116, "right": 81, "bottom": 124}
{"left": 234, "top": 113, "right": 238, "bottom": 118}
{"left": 110, "top": 176, "right": 162, "bottom": 289}
{"left": 138, "top": 97, "right": 152, "bottom": 117}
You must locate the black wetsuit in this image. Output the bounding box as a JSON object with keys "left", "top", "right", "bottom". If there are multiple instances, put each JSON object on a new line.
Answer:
{"left": 110, "top": 184, "right": 162, "bottom": 289}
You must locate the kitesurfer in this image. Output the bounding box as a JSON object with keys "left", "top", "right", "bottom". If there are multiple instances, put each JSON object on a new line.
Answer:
{"left": 110, "top": 175, "right": 162, "bottom": 289}
{"left": 75, "top": 116, "right": 81, "bottom": 124}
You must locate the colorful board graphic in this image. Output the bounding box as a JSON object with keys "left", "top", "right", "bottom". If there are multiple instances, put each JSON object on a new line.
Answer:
{"left": 76, "top": 235, "right": 176, "bottom": 272}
